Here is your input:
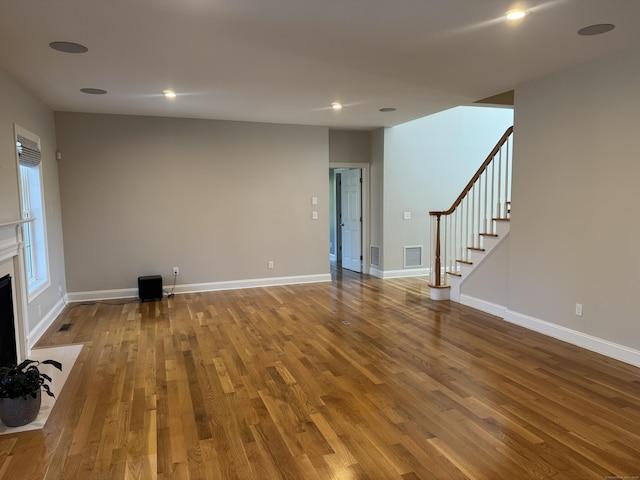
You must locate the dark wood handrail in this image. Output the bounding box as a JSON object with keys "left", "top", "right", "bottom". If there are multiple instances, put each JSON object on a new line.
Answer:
{"left": 429, "top": 126, "right": 513, "bottom": 217}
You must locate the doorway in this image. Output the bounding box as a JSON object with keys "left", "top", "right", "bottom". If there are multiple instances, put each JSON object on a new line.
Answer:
{"left": 330, "top": 165, "right": 369, "bottom": 274}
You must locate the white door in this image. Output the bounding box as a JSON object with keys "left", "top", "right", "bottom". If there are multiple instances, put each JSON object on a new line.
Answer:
{"left": 340, "top": 169, "right": 362, "bottom": 272}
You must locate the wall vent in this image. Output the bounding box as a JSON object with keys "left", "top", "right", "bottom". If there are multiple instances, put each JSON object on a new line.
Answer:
{"left": 370, "top": 246, "right": 380, "bottom": 266}
{"left": 404, "top": 245, "right": 423, "bottom": 268}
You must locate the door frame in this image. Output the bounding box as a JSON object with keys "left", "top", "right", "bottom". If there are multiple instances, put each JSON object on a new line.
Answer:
{"left": 329, "top": 163, "right": 370, "bottom": 275}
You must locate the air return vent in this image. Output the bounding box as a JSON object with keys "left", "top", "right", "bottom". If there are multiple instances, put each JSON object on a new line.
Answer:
{"left": 404, "top": 246, "right": 423, "bottom": 268}
{"left": 370, "top": 246, "right": 380, "bottom": 266}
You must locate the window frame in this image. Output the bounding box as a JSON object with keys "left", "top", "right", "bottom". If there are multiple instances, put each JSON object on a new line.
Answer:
{"left": 14, "top": 124, "right": 50, "bottom": 301}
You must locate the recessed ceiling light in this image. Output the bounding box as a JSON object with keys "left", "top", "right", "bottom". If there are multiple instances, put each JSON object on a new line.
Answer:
{"left": 506, "top": 10, "right": 527, "bottom": 20}
{"left": 331, "top": 102, "right": 343, "bottom": 110}
{"left": 49, "top": 41, "right": 88, "bottom": 54}
{"left": 80, "top": 88, "right": 107, "bottom": 95}
{"left": 163, "top": 90, "right": 177, "bottom": 99}
{"left": 379, "top": 107, "right": 397, "bottom": 113}
{"left": 577, "top": 23, "right": 615, "bottom": 36}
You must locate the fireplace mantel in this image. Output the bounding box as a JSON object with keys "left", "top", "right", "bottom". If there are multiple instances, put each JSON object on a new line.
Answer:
{"left": 0, "top": 219, "right": 32, "bottom": 260}
{"left": 0, "top": 219, "right": 33, "bottom": 228}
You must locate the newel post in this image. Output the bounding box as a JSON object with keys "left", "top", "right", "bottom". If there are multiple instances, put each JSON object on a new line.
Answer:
{"left": 428, "top": 212, "right": 450, "bottom": 300}
{"left": 433, "top": 213, "right": 442, "bottom": 286}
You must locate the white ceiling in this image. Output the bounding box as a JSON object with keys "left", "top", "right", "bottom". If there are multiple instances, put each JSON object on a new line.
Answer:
{"left": 1, "top": 0, "right": 639, "bottom": 129}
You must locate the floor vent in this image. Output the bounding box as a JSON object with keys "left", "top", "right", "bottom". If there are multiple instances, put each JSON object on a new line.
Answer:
{"left": 58, "top": 323, "right": 73, "bottom": 332}
{"left": 404, "top": 245, "right": 423, "bottom": 268}
{"left": 370, "top": 245, "right": 380, "bottom": 266}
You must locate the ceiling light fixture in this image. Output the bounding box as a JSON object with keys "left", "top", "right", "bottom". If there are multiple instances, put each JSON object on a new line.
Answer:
{"left": 577, "top": 23, "right": 615, "bottom": 36}
{"left": 49, "top": 41, "right": 88, "bottom": 54}
{"left": 163, "top": 90, "right": 177, "bottom": 99}
{"left": 506, "top": 10, "right": 527, "bottom": 20}
{"left": 80, "top": 88, "right": 107, "bottom": 95}
{"left": 331, "top": 102, "right": 343, "bottom": 110}
{"left": 379, "top": 107, "right": 397, "bottom": 113}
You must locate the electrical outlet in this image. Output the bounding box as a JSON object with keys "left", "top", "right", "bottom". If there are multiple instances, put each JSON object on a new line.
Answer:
{"left": 575, "top": 303, "right": 583, "bottom": 316}
{"left": 173, "top": 267, "right": 179, "bottom": 276}
{"left": 268, "top": 261, "right": 274, "bottom": 269}
{"left": 58, "top": 285, "right": 63, "bottom": 294}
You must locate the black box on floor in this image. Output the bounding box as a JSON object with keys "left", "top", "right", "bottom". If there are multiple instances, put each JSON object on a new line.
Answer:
{"left": 138, "top": 275, "right": 162, "bottom": 302}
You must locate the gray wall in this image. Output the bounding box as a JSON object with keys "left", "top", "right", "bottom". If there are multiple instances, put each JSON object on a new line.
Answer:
{"left": 0, "top": 67, "right": 66, "bottom": 332}
{"left": 462, "top": 236, "right": 509, "bottom": 306}
{"left": 509, "top": 46, "right": 640, "bottom": 350}
{"left": 382, "top": 106, "right": 513, "bottom": 274}
{"left": 329, "top": 130, "right": 371, "bottom": 164}
{"left": 328, "top": 130, "right": 372, "bottom": 257}
{"left": 370, "top": 128, "right": 385, "bottom": 272}
{"left": 55, "top": 112, "right": 330, "bottom": 294}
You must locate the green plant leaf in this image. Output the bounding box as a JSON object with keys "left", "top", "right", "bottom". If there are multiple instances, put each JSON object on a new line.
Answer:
{"left": 0, "top": 358, "right": 62, "bottom": 398}
{"left": 41, "top": 360, "right": 62, "bottom": 371}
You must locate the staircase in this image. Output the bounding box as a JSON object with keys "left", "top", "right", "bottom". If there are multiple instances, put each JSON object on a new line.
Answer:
{"left": 428, "top": 126, "right": 513, "bottom": 301}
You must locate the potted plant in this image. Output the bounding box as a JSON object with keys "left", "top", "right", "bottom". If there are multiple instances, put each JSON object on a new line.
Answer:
{"left": 0, "top": 359, "right": 62, "bottom": 427}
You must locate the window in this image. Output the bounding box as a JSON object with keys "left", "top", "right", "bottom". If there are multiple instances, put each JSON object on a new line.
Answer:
{"left": 20, "top": 166, "right": 35, "bottom": 281}
{"left": 15, "top": 125, "right": 49, "bottom": 299}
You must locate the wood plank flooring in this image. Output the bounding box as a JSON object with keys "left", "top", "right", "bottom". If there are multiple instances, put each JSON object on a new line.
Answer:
{"left": 1, "top": 270, "right": 639, "bottom": 479}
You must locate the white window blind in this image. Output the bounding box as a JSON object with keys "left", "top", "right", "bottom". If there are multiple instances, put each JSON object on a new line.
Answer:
{"left": 16, "top": 134, "right": 41, "bottom": 167}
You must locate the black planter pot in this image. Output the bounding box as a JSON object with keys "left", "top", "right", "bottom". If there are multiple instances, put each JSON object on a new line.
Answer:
{"left": 0, "top": 388, "right": 41, "bottom": 427}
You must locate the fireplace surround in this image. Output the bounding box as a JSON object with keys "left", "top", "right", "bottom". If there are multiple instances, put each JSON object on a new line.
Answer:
{"left": 0, "top": 219, "right": 32, "bottom": 364}
{"left": 0, "top": 274, "right": 17, "bottom": 367}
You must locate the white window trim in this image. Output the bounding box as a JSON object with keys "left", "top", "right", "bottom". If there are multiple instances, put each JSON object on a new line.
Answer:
{"left": 14, "top": 124, "right": 50, "bottom": 301}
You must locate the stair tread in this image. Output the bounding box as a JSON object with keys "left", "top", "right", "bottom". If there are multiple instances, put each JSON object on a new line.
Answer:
{"left": 493, "top": 217, "right": 510, "bottom": 222}
{"left": 446, "top": 271, "right": 462, "bottom": 277}
{"left": 468, "top": 247, "right": 485, "bottom": 251}
{"left": 480, "top": 233, "right": 498, "bottom": 237}
{"left": 457, "top": 259, "right": 473, "bottom": 265}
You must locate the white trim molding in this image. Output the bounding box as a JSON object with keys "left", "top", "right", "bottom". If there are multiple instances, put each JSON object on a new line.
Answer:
{"left": 460, "top": 294, "right": 640, "bottom": 368}
{"left": 380, "top": 268, "right": 429, "bottom": 279}
{"left": 340, "top": 267, "right": 429, "bottom": 279}
{"left": 329, "top": 162, "right": 371, "bottom": 275}
{"left": 369, "top": 266, "right": 384, "bottom": 278}
{"left": 460, "top": 294, "right": 507, "bottom": 318}
{"left": 67, "top": 288, "right": 137, "bottom": 303}
{"left": 0, "top": 220, "right": 31, "bottom": 362}
{"left": 68, "top": 273, "right": 332, "bottom": 303}
{"left": 27, "top": 297, "right": 66, "bottom": 351}
{"left": 503, "top": 309, "right": 640, "bottom": 368}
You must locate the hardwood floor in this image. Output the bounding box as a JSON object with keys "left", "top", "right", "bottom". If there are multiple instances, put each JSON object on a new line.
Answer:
{"left": 1, "top": 270, "right": 639, "bottom": 479}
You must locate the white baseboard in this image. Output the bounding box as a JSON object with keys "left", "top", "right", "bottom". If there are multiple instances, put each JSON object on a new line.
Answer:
{"left": 369, "top": 266, "right": 384, "bottom": 278}
{"left": 356, "top": 266, "right": 429, "bottom": 280}
{"left": 68, "top": 273, "right": 332, "bottom": 303}
{"left": 461, "top": 294, "right": 640, "bottom": 368}
{"left": 460, "top": 294, "right": 507, "bottom": 318}
{"left": 503, "top": 309, "right": 640, "bottom": 368}
{"left": 67, "top": 288, "right": 138, "bottom": 303}
{"left": 27, "top": 297, "right": 66, "bottom": 351}
{"left": 381, "top": 268, "right": 430, "bottom": 279}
